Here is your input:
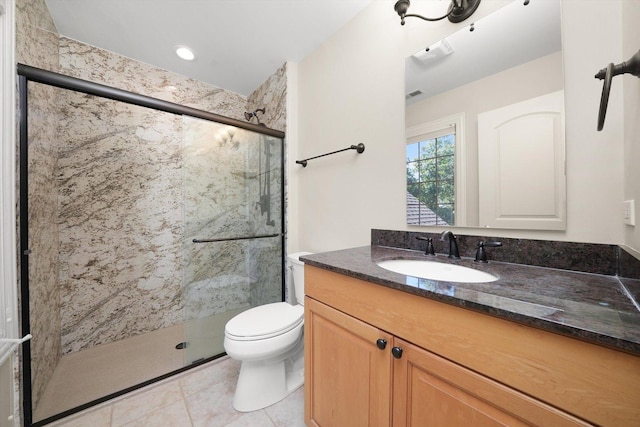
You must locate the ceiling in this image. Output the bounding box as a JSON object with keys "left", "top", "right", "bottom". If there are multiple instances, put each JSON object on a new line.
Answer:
{"left": 44, "top": 0, "right": 373, "bottom": 96}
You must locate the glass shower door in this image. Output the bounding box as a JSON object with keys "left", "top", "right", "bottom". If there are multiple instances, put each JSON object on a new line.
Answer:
{"left": 19, "top": 65, "right": 286, "bottom": 424}
{"left": 181, "top": 116, "right": 283, "bottom": 364}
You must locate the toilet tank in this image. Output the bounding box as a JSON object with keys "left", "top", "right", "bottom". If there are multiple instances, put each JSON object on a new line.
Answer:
{"left": 287, "top": 252, "right": 312, "bottom": 306}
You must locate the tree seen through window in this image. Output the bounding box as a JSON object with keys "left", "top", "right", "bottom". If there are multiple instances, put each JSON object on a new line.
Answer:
{"left": 406, "top": 133, "right": 455, "bottom": 225}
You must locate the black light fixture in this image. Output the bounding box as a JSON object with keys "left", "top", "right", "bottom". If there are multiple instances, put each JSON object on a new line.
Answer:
{"left": 394, "top": 0, "right": 482, "bottom": 25}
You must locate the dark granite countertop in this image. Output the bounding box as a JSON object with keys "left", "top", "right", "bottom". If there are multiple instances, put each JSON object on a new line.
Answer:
{"left": 301, "top": 245, "right": 640, "bottom": 356}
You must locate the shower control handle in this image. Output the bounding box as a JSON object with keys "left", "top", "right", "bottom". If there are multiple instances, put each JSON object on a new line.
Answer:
{"left": 376, "top": 339, "right": 387, "bottom": 350}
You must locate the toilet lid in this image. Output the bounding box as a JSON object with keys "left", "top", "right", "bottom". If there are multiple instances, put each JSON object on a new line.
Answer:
{"left": 225, "top": 302, "right": 303, "bottom": 340}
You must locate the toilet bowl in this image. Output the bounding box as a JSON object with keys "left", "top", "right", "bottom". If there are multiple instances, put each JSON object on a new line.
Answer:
{"left": 223, "top": 251, "right": 311, "bottom": 412}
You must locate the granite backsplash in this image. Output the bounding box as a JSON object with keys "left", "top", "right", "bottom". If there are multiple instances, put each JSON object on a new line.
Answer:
{"left": 371, "top": 229, "right": 640, "bottom": 280}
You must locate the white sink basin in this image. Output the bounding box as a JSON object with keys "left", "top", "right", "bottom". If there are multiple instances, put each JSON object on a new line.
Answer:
{"left": 377, "top": 259, "right": 498, "bottom": 283}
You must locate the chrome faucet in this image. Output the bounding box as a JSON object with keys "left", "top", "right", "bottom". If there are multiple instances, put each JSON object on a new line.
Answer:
{"left": 440, "top": 230, "right": 460, "bottom": 259}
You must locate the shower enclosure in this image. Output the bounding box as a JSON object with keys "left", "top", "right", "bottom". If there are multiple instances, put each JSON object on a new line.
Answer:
{"left": 18, "top": 65, "right": 284, "bottom": 426}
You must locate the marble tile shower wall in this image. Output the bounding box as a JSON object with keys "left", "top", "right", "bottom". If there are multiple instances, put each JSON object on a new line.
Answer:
{"left": 57, "top": 37, "right": 248, "bottom": 119}
{"left": 16, "top": 0, "right": 287, "bottom": 408}
{"left": 246, "top": 134, "right": 284, "bottom": 307}
{"left": 182, "top": 120, "right": 282, "bottom": 319}
{"left": 183, "top": 119, "right": 250, "bottom": 321}
{"left": 50, "top": 47, "right": 282, "bottom": 356}
{"left": 244, "top": 64, "right": 287, "bottom": 303}
{"left": 27, "top": 83, "right": 62, "bottom": 408}
{"left": 55, "top": 40, "right": 286, "bottom": 352}
{"left": 16, "top": 0, "right": 58, "bottom": 73}
{"left": 245, "top": 65, "right": 287, "bottom": 304}
{"left": 247, "top": 63, "right": 287, "bottom": 133}
{"left": 56, "top": 91, "right": 185, "bottom": 354}
{"left": 16, "top": 0, "right": 62, "bottom": 409}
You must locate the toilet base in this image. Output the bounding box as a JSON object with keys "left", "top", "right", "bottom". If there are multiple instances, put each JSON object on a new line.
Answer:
{"left": 232, "top": 341, "right": 304, "bottom": 412}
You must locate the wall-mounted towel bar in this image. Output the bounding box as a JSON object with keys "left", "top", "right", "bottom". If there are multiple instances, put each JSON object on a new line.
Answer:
{"left": 192, "top": 233, "right": 280, "bottom": 243}
{"left": 296, "top": 143, "right": 365, "bottom": 167}
{"left": 595, "top": 49, "right": 640, "bottom": 131}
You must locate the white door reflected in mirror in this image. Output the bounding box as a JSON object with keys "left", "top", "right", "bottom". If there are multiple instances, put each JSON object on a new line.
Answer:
{"left": 477, "top": 90, "right": 566, "bottom": 230}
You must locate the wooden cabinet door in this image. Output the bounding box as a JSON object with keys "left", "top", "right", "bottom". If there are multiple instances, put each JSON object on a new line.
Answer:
{"left": 392, "top": 338, "right": 591, "bottom": 427}
{"left": 305, "top": 297, "right": 393, "bottom": 427}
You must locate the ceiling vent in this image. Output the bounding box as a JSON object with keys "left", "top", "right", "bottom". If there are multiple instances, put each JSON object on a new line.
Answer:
{"left": 411, "top": 39, "right": 454, "bottom": 63}
{"left": 405, "top": 90, "right": 423, "bottom": 99}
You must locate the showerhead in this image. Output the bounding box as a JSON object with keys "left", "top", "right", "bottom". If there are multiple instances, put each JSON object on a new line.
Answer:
{"left": 244, "top": 108, "right": 267, "bottom": 126}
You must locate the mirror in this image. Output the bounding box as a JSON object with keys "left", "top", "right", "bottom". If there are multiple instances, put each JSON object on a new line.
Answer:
{"left": 405, "top": 0, "right": 564, "bottom": 229}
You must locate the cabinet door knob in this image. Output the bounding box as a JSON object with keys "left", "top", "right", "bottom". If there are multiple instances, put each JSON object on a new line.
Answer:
{"left": 376, "top": 339, "right": 387, "bottom": 350}
{"left": 392, "top": 346, "right": 403, "bottom": 359}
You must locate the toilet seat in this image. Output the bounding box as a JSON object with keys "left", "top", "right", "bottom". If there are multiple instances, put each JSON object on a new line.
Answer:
{"left": 225, "top": 302, "right": 303, "bottom": 341}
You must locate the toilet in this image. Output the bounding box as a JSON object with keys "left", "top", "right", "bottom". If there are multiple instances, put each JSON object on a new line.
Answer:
{"left": 223, "top": 251, "right": 312, "bottom": 412}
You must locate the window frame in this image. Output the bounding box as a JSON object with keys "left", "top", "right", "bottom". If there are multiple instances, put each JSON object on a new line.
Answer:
{"left": 406, "top": 113, "right": 466, "bottom": 227}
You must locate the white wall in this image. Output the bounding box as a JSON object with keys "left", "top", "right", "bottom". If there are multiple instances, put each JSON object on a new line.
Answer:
{"left": 294, "top": 0, "right": 627, "bottom": 253}
{"left": 561, "top": 0, "right": 624, "bottom": 245}
{"left": 285, "top": 61, "right": 301, "bottom": 254}
{"left": 622, "top": 0, "right": 640, "bottom": 254}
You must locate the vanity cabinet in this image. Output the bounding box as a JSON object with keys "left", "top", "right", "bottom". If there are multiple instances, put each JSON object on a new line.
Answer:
{"left": 304, "top": 265, "right": 640, "bottom": 427}
{"left": 391, "top": 337, "right": 586, "bottom": 426}
{"left": 304, "top": 297, "right": 392, "bottom": 427}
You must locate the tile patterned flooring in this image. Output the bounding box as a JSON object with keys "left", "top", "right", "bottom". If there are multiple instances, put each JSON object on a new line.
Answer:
{"left": 48, "top": 357, "right": 305, "bottom": 427}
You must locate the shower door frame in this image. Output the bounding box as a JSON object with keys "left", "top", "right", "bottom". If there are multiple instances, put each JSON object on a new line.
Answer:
{"left": 17, "top": 63, "right": 286, "bottom": 426}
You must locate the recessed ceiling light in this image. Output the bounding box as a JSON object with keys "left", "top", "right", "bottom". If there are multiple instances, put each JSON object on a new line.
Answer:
{"left": 175, "top": 46, "right": 196, "bottom": 61}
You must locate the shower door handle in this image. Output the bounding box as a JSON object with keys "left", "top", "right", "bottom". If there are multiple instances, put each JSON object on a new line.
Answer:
{"left": 192, "top": 233, "right": 280, "bottom": 243}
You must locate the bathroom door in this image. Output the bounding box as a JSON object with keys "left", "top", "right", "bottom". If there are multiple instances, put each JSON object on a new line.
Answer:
{"left": 181, "top": 116, "right": 284, "bottom": 364}
{"left": 477, "top": 90, "right": 566, "bottom": 230}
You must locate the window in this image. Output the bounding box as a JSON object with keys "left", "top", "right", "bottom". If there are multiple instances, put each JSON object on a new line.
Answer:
{"left": 406, "top": 114, "right": 465, "bottom": 226}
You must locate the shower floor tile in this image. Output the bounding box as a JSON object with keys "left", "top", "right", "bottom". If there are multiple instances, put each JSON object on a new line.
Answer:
{"left": 33, "top": 309, "right": 245, "bottom": 423}
{"left": 47, "top": 356, "right": 305, "bottom": 427}
{"left": 34, "top": 324, "right": 184, "bottom": 421}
